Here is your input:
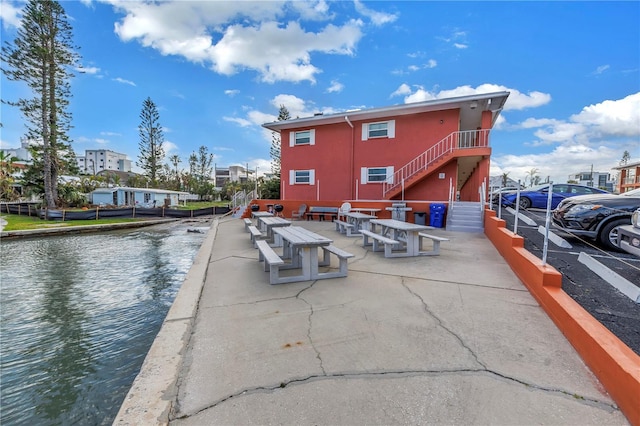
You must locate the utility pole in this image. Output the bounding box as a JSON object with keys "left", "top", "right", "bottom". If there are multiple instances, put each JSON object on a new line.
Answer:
{"left": 590, "top": 164, "right": 594, "bottom": 187}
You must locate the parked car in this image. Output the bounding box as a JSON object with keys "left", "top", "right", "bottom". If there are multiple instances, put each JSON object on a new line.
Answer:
{"left": 490, "top": 187, "right": 521, "bottom": 204}
{"left": 502, "top": 183, "right": 609, "bottom": 210}
{"left": 552, "top": 188, "right": 640, "bottom": 251}
{"left": 617, "top": 208, "right": 640, "bottom": 257}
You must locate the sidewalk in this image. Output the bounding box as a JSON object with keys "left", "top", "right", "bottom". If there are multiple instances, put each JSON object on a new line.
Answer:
{"left": 117, "top": 217, "right": 628, "bottom": 425}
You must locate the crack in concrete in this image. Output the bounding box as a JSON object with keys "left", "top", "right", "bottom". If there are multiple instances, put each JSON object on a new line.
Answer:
{"left": 297, "top": 290, "right": 327, "bottom": 376}
{"left": 348, "top": 269, "right": 529, "bottom": 294}
{"left": 400, "top": 278, "right": 487, "bottom": 369}
{"left": 172, "top": 368, "right": 620, "bottom": 421}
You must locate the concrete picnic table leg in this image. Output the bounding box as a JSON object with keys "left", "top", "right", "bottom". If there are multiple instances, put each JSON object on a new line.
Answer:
{"left": 406, "top": 232, "right": 419, "bottom": 256}
{"left": 300, "top": 247, "right": 313, "bottom": 280}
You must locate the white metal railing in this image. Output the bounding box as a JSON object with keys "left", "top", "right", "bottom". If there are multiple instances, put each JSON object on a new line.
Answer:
{"left": 383, "top": 129, "right": 490, "bottom": 197}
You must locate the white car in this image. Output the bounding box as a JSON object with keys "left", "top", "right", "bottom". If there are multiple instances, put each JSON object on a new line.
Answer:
{"left": 617, "top": 208, "right": 640, "bottom": 257}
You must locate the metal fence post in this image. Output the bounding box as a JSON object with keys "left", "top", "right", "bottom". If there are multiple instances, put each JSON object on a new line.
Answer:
{"left": 542, "top": 182, "right": 553, "bottom": 265}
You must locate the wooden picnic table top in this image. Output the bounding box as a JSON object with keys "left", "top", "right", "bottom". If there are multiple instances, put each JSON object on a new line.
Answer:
{"left": 273, "top": 226, "right": 332, "bottom": 247}
{"left": 370, "top": 218, "right": 433, "bottom": 232}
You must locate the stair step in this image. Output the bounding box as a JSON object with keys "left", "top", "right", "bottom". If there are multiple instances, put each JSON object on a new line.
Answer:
{"left": 447, "top": 224, "right": 484, "bottom": 233}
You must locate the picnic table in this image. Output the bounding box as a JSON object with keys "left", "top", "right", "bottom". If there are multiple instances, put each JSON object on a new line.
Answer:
{"left": 351, "top": 207, "right": 382, "bottom": 215}
{"left": 252, "top": 211, "right": 273, "bottom": 219}
{"left": 257, "top": 216, "right": 291, "bottom": 242}
{"left": 343, "top": 211, "right": 377, "bottom": 234}
{"left": 366, "top": 219, "right": 435, "bottom": 257}
{"left": 267, "top": 226, "right": 351, "bottom": 283}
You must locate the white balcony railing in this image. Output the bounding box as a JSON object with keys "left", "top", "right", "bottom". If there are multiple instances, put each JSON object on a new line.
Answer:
{"left": 382, "top": 129, "right": 490, "bottom": 197}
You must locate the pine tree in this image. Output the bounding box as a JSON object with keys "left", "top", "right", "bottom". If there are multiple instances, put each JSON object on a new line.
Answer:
{"left": 270, "top": 105, "right": 290, "bottom": 177}
{"left": 1, "top": 0, "right": 79, "bottom": 208}
{"left": 137, "top": 97, "right": 165, "bottom": 186}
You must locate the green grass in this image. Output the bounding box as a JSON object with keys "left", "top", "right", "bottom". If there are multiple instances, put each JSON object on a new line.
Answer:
{"left": 0, "top": 214, "right": 142, "bottom": 231}
{"left": 176, "top": 201, "right": 229, "bottom": 210}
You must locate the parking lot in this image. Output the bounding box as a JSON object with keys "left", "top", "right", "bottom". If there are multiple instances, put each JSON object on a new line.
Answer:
{"left": 491, "top": 205, "right": 640, "bottom": 356}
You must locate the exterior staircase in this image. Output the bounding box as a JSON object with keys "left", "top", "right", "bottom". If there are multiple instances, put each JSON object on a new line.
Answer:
{"left": 383, "top": 129, "right": 490, "bottom": 199}
{"left": 446, "top": 201, "right": 484, "bottom": 233}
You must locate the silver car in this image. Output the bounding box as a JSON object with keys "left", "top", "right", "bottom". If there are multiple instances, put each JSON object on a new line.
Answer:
{"left": 617, "top": 208, "right": 640, "bottom": 257}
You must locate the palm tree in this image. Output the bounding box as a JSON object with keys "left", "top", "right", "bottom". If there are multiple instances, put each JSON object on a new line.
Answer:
{"left": 525, "top": 168, "right": 539, "bottom": 187}
{"left": 501, "top": 172, "right": 510, "bottom": 188}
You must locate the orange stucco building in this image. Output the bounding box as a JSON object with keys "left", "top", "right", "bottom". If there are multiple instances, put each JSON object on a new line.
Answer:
{"left": 263, "top": 92, "right": 509, "bottom": 203}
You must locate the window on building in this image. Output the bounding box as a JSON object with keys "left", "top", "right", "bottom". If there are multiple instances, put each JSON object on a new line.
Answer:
{"left": 144, "top": 193, "right": 151, "bottom": 202}
{"left": 361, "top": 166, "right": 394, "bottom": 184}
{"left": 289, "top": 129, "right": 315, "bottom": 146}
{"left": 361, "top": 120, "right": 395, "bottom": 140}
{"left": 289, "top": 169, "right": 315, "bottom": 185}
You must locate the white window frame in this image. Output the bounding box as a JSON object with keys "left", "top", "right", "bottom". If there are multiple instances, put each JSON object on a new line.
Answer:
{"left": 361, "top": 120, "right": 395, "bottom": 141}
{"left": 289, "top": 169, "right": 315, "bottom": 185}
{"left": 360, "top": 166, "right": 394, "bottom": 184}
{"left": 289, "top": 129, "right": 316, "bottom": 147}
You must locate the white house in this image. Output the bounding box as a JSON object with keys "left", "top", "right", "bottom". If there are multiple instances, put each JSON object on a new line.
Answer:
{"left": 91, "top": 187, "right": 188, "bottom": 207}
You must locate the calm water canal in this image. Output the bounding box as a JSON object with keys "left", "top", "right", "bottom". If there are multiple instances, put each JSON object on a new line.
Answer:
{"left": 0, "top": 220, "right": 209, "bottom": 425}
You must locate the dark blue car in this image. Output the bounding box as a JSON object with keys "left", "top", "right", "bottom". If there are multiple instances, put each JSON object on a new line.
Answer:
{"left": 501, "top": 183, "right": 608, "bottom": 209}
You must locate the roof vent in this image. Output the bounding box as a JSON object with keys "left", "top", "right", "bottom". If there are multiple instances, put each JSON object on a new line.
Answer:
{"left": 314, "top": 112, "right": 323, "bottom": 116}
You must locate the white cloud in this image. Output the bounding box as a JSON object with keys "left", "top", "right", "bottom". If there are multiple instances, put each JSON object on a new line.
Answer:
{"left": 395, "top": 83, "right": 551, "bottom": 111}
{"left": 390, "top": 83, "right": 412, "bottom": 97}
{"left": 113, "top": 77, "right": 136, "bottom": 86}
{"left": 107, "top": 1, "right": 365, "bottom": 83}
{"left": 77, "top": 65, "right": 100, "bottom": 75}
{"left": 326, "top": 80, "right": 344, "bottom": 93}
{"left": 593, "top": 64, "right": 610, "bottom": 75}
{"left": 270, "top": 94, "right": 310, "bottom": 118}
{"left": 164, "top": 141, "right": 178, "bottom": 154}
{"left": 225, "top": 89, "right": 240, "bottom": 97}
{"left": 0, "top": 1, "right": 21, "bottom": 29}
{"left": 453, "top": 43, "right": 468, "bottom": 49}
{"left": 570, "top": 92, "right": 640, "bottom": 137}
{"left": 425, "top": 59, "right": 437, "bottom": 68}
{"left": 353, "top": 0, "right": 398, "bottom": 26}
{"left": 100, "top": 131, "right": 121, "bottom": 137}
{"left": 512, "top": 92, "right": 640, "bottom": 146}
{"left": 490, "top": 143, "right": 625, "bottom": 185}
{"left": 223, "top": 116, "right": 253, "bottom": 127}
{"left": 494, "top": 92, "right": 640, "bottom": 183}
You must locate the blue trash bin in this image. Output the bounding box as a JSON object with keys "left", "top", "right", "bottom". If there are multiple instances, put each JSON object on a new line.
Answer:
{"left": 429, "top": 203, "right": 446, "bottom": 228}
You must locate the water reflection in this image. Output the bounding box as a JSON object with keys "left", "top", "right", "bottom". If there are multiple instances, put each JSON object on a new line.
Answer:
{"left": 37, "top": 239, "right": 94, "bottom": 422}
{"left": 0, "top": 222, "right": 207, "bottom": 425}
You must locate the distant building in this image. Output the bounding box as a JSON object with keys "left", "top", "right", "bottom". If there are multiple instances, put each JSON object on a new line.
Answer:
{"left": 568, "top": 171, "right": 614, "bottom": 192}
{"left": 489, "top": 175, "right": 522, "bottom": 192}
{"left": 77, "top": 149, "right": 131, "bottom": 174}
{"left": 1, "top": 138, "right": 35, "bottom": 162}
{"left": 214, "top": 165, "right": 255, "bottom": 188}
{"left": 612, "top": 160, "right": 640, "bottom": 193}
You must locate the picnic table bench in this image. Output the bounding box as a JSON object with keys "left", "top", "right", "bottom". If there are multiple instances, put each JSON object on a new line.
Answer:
{"left": 334, "top": 219, "right": 356, "bottom": 236}
{"left": 256, "top": 240, "right": 285, "bottom": 284}
{"left": 360, "top": 229, "right": 400, "bottom": 257}
{"left": 306, "top": 206, "right": 339, "bottom": 221}
{"left": 247, "top": 225, "right": 265, "bottom": 247}
{"left": 418, "top": 232, "right": 449, "bottom": 256}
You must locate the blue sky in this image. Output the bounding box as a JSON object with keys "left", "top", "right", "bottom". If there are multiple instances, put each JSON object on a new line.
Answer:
{"left": 1, "top": 0, "right": 639, "bottom": 184}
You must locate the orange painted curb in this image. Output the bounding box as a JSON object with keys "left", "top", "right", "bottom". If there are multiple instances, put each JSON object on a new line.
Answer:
{"left": 484, "top": 209, "right": 640, "bottom": 425}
